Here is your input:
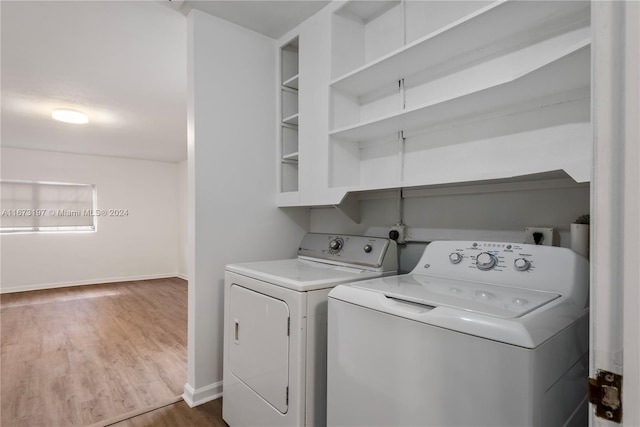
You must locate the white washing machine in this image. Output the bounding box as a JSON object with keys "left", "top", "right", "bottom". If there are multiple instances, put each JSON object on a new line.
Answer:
{"left": 223, "top": 233, "right": 397, "bottom": 427}
{"left": 327, "top": 240, "right": 589, "bottom": 427}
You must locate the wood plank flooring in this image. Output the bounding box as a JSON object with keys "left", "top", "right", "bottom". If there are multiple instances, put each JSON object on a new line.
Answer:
{"left": 106, "top": 398, "right": 227, "bottom": 427}
{"left": 0, "top": 278, "right": 203, "bottom": 427}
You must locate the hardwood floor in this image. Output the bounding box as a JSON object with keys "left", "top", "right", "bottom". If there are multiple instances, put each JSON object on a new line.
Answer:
{"left": 0, "top": 278, "right": 197, "bottom": 427}
{"left": 105, "top": 398, "right": 227, "bottom": 427}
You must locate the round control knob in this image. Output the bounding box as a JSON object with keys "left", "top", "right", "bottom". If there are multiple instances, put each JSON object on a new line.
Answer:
{"left": 449, "top": 252, "right": 463, "bottom": 264}
{"left": 329, "top": 238, "right": 343, "bottom": 252}
{"left": 514, "top": 258, "right": 531, "bottom": 271}
{"left": 363, "top": 244, "right": 372, "bottom": 253}
{"left": 476, "top": 252, "right": 497, "bottom": 271}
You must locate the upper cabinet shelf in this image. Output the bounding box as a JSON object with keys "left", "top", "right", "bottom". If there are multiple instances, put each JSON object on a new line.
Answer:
{"left": 274, "top": 0, "right": 592, "bottom": 207}
{"left": 278, "top": 36, "right": 300, "bottom": 201}
{"left": 282, "top": 74, "right": 299, "bottom": 90}
{"left": 282, "top": 113, "right": 299, "bottom": 126}
{"left": 330, "top": 37, "right": 590, "bottom": 142}
{"left": 325, "top": 0, "right": 592, "bottom": 202}
{"left": 281, "top": 38, "right": 299, "bottom": 83}
{"left": 330, "top": 0, "right": 590, "bottom": 97}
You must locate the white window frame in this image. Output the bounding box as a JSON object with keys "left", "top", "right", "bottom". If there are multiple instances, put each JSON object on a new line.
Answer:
{"left": 0, "top": 180, "right": 97, "bottom": 234}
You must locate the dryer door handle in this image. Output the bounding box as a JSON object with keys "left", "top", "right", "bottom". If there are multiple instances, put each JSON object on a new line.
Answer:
{"left": 234, "top": 319, "right": 240, "bottom": 344}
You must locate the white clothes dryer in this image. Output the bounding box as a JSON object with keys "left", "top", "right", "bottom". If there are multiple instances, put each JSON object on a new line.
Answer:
{"left": 327, "top": 240, "right": 589, "bottom": 427}
{"left": 223, "top": 233, "right": 397, "bottom": 427}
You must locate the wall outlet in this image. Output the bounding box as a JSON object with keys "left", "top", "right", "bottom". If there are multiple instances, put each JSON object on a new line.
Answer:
{"left": 389, "top": 224, "right": 406, "bottom": 244}
{"left": 524, "top": 226, "right": 556, "bottom": 246}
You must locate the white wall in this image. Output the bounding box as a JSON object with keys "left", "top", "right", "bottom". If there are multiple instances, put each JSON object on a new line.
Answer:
{"left": 178, "top": 159, "right": 188, "bottom": 279}
{"left": 0, "top": 147, "right": 180, "bottom": 292}
{"left": 185, "top": 10, "right": 309, "bottom": 406}
{"left": 311, "top": 185, "right": 590, "bottom": 272}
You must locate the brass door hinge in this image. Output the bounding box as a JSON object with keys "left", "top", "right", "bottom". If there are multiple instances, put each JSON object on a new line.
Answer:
{"left": 588, "top": 369, "right": 622, "bottom": 423}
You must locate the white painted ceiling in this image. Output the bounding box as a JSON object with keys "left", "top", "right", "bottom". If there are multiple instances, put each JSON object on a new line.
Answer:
{"left": 1, "top": 1, "right": 329, "bottom": 163}
{"left": 178, "top": 1, "right": 330, "bottom": 39}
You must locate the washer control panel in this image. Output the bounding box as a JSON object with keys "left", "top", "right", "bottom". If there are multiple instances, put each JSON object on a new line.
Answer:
{"left": 298, "top": 233, "right": 395, "bottom": 269}
{"left": 442, "top": 242, "right": 535, "bottom": 273}
{"left": 415, "top": 240, "right": 590, "bottom": 296}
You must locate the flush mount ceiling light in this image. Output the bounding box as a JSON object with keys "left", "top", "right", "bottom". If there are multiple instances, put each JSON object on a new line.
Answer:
{"left": 51, "top": 109, "right": 89, "bottom": 124}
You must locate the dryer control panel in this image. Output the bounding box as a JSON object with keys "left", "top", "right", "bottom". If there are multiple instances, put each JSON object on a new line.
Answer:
{"left": 297, "top": 233, "right": 397, "bottom": 271}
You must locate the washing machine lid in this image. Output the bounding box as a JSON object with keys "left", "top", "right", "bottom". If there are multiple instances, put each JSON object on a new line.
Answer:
{"left": 226, "top": 259, "right": 389, "bottom": 291}
{"left": 350, "top": 275, "right": 560, "bottom": 319}
{"left": 329, "top": 274, "right": 576, "bottom": 348}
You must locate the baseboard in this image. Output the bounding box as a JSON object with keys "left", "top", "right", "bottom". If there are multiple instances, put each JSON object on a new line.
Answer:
{"left": 0, "top": 273, "right": 183, "bottom": 294}
{"left": 183, "top": 381, "right": 223, "bottom": 408}
{"left": 176, "top": 272, "right": 188, "bottom": 280}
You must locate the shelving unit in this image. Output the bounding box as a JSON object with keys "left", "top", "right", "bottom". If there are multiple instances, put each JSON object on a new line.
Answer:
{"left": 279, "top": 37, "right": 299, "bottom": 196}
{"left": 331, "top": 42, "right": 590, "bottom": 141}
{"left": 328, "top": 0, "right": 592, "bottom": 195}
{"left": 331, "top": 0, "right": 403, "bottom": 79}
{"left": 330, "top": 1, "right": 589, "bottom": 94}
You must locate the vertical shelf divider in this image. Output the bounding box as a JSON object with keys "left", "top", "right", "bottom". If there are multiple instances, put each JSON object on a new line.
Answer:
{"left": 278, "top": 37, "right": 300, "bottom": 202}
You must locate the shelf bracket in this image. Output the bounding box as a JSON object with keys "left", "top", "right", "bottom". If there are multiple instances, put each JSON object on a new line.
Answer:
{"left": 398, "top": 130, "right": 405, "bottom": 183}
{"left": 333, "top": 192, "right": 360, "bottom": 224}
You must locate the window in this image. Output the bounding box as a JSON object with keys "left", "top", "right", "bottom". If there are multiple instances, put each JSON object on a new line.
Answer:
{"left": 0, "top": 180, "right": 96, "bottom": 233}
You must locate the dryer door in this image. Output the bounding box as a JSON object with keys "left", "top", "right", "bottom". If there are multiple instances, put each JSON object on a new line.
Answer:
{"left": 228, "top": 284, "right": 290, "bottom": 413}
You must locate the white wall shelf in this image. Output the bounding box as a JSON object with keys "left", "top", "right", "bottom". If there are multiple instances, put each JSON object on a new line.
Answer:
{"left": 330, "top": 0, "right": 590, "bottom": 97}
{"left": 324, "top": 0, "right": 592, "bottom": 204}
{"left": 281, "top": 86, "right": 298, "bottom": 122}
{"left": 279, "top": 37, "right": 300, "bottom": 197}
{"left": 274, "top": 0, "right": 592, "bottom": 208}
{"left": 281, "top": 38, "right": 299, "bottom": 82}
{"left": 331, "top": 0, "right": 403, "bottom": 79}
{"left": 282, "top": 152, "right": 299, "bottom": 161}
{"left": 283, "top": 74, "right": 299, "bottom": 90}
{"left": 330, "top": 100, "right": 591, "bottom": 191}
{"left": 282, "top": 113, "right": 299, "bottom": 126}
{"left": 330, "top": 43, "right": 590, "bottom": 141}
